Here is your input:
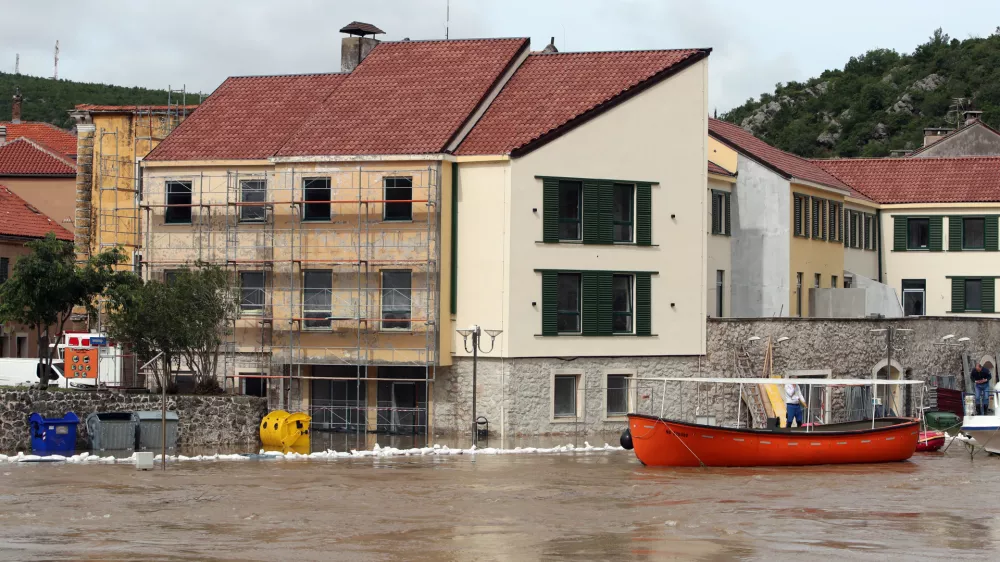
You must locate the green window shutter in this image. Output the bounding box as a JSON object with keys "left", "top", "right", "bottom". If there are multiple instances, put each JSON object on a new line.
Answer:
{"left": 724, "top": 192, "right": 731, "bottom": 236}
{"left": 581, "top": 272, "right": 599, "bottom": 336}
{"left": 636, "top": 183, "right": 652, "bottom": 246}
{"left": 450, "top": 162, "right": 459, "bottom": 314}
{"left": 635, "top": 273, "right": 651, "bottom": 336}
{"left": 821, "top": 201, "right": 828, "bottom": 240}
{"left": 597, "top": 273, "right": 613, "bottom": 336}
{"left": 711, "top": 191, "right": 720, "bottom": 234}
{"left": 582, "top": 180, "right": 601, "bottom": 244}
{"left": 951, "top": 277, "right": 966, "bottom": 313}
{"left": 542, "top": 271, "right": 558, "bottom": 335}
{"left": 929, "top": 216, "right": 943, "bottom": 251}
{"left": 949, "top": 216, "right": 963, "bottom": 252}
{"left": 599, "top": 182, "right": 614, "bottom": 244}
{"left": 542, "top": 178, "right": 560, "bottom": 243}
{"left": 986, "top": 216, "right": 999, "bottom": 251}
{"left": 893, "top": 216, "right": 907, "bottom": 251}
{"left": 984, "top": 278, "right": 996, "bottom": 313}
{"left": 863, "top": 213, "right": 871, "bottom": 249}
{"left": 793, "top": 196, "right": 802, "bottom": 237}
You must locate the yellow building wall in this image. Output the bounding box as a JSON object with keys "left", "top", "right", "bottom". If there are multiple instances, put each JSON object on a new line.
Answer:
{"left": 788, "top": 183, "right": 847, "bottom": 317}
{"left": 0, "top": 176, "right": 76, "bottom": 233}
{"left": 708, "top": 136, "right": 737, "bottom": 173}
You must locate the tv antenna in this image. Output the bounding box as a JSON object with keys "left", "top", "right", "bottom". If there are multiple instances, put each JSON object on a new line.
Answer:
{"left": 53, "top": 40, "right": 59, "bottom": 80}
{"left": 14, "top": 54, "right": 18, "bottom": 74}
{"left": 446, "top": 0, "right": 450, "bottom": 39}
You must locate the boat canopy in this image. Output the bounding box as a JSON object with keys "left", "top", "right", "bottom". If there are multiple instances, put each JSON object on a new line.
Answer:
{"left": 636, "top": 377, "right": 924, "bottom": 386}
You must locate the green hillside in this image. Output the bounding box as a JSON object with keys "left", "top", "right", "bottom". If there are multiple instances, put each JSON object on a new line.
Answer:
{"left": 0, "top": 72, "right": 199, "bottom": 129}
{"left": 722, "top": 29, "right": 1000, "bottom": 157}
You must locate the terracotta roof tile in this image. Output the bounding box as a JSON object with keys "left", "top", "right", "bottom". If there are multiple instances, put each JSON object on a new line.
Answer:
{"left": 708, "top": 160, "right": 734, "bottom": 177}
{"left": 708, "top": 118, "right": 849, "bottom": 192}
{"left": 0, "top": 138, "right": 77, "bottom": 176}
{"left": 0, "top": 185, "right": 73, "bottom": 241}
{"left": 455, "top": 49, "right": 707, "bottom": 156}
{"left": 145, "top": 74, "right": 348, "bottom": 161}
{"left": 0, "top": 122, "right": 77, "bottom": 159}
{"left": 813, "top": 157, "right": 1000, "bottom": 204}
{"left": 906, "top": 119, "right": 1000, "bottom": 157}
{"left": 277, "top": 38, "right": 529, "bottom": 156}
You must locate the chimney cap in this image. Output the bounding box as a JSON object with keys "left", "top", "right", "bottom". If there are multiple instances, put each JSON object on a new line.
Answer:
{"left": 340, "top": 21, "right": 385, "bottom": 36}
{"left": 542, "top": 36, "right": 558, "bottom": 54}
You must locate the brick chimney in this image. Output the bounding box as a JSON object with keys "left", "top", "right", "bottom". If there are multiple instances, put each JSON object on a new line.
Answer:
{"left": 340, "top": 21, "right": 384, "bottom": 72}
{"left": 11, "top": 88, "right": 22, "bottom": 124}
{"left": 963, "top": 110, "right": 984, "bottom": 126}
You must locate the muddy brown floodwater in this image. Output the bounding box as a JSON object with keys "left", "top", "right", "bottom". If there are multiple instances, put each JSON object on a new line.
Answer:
{"left": 0, "top": 442, "right": 996, "bottom": 561}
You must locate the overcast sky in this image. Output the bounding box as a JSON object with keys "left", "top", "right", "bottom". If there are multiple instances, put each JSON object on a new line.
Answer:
{"left": 3, "top": 0, "right": 1000, "bottom": 113}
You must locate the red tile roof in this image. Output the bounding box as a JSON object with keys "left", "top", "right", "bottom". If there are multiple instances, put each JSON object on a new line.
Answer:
{"left": 0, "top": 122, "right": 77, "bottom": 159}
{"left": 906, "top": 119, "right": 1000, "bottom": 157}
{"left": 708, "top": 160, "right": 734, "bottom": 177}
{"left": 75, "top": 104, "right": 200, "bottom": 113}
{"left": 813, "top": 157, "right": 1000, "bottom": 204}
{"left": 0, "top": 138, "right": 77, "bottom": 176}
{"left": 708, "top": 118, "right": 849, "bottom": 192}
{"left": 145, "top": 73, "right": 348, "bottom": 161}
{"left": 278, "top": 38, "right": 529, "bottom": 156}
{"left": 0, "top": 185, "right": 73, "bottom": 241}
{"left": 455, "top": 49, "right": 708, "bottom": 156}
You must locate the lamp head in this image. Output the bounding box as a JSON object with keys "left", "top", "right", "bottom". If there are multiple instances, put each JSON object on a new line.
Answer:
{"left": 941, "top": 334, "right": 955, "bottom": 341}
{"left": 747, "top": 336, "right": 761, "bottom": 343}
{"left": 958, "top": 337, "right": 971, "bottom": 343}
{"left": 456, "top": 329, "right": 472, "bottom": 339}
{"left": 775, "top": 336, "right": 791, "bottom": 344}
{"left": 484, "top": 329, "right": 503, "bottom": 339}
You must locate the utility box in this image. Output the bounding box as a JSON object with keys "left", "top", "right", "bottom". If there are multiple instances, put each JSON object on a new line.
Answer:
{"left": 134, "top": 411, "right": 179, "bottom": 452}
{"left": 28, "top": 412, "right": 80, "bottom": 455}
{"left": 86, "top": 412, "right": 138, "bottom": 451}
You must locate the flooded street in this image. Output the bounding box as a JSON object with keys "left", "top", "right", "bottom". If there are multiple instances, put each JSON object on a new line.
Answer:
{"left": 0, "top": 442, "right": 997, "bottom": 561}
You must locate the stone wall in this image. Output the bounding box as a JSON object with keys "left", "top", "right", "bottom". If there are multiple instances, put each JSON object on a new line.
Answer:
{"left": 434, "top": 316, "right": 1000, "bottom": 437}
{"left": 4, "top": 391, "right": 267, "bottom": 453}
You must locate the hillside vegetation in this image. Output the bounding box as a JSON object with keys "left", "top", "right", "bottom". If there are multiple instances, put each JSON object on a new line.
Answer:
{"left": 722, "top": 29, "right": 1000, "bottom": 157}
{"left": 0, "top": 72, "right": 198, "bottom": 129}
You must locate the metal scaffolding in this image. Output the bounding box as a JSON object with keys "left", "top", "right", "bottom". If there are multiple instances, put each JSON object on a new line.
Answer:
{"left": 138, "top": 166, "right": 441, "bottom": 434}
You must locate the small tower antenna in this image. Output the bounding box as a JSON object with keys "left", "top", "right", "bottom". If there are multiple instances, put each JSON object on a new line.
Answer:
{"left": 446, "top": 0, "right": 450, "bottom": 39}
{"left": 14, "top": 54, "right": 19, "bottom": 75}
{"left": 53, "top": 40, "right": 59, "bottom": 80}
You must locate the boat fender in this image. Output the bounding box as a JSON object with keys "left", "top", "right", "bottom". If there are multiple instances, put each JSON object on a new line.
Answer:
{"left": 620, "top": 428, "right": 633, "bottom": 450}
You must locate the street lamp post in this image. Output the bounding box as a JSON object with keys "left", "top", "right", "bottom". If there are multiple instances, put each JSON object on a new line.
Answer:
{"left": 457, "top": 325, "right": 502, "bottom": 446}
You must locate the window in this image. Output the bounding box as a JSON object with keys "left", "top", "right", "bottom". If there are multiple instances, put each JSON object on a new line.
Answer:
{"left": 381, "top": 270, "right": 412, "bottom": 330}
{"left": 966, "top": 279, "right": 983, "bottom": 311}
{"left": 553, "top": 374, "right": 579, "bottom": 418}
{"left": 902, "top": 279, "right": 925, "bottom": 316}
{"left": 302, "top": 177, "right": 331, "bottom": 221}
{"left": 796, "top": 272, "right": 803, "bottom": 317}
{"left": 557, "top": 273, "right": 581, "bottom": 333}
{"left": 964, "top": 217, "right": 985, "bottom": 250}
{"left": 243, "top": 376, "right": 267, "bottom": 398}
{"left": 828, "top": 202, "right": 841, "bottom": 242}
{"left": 711, "top": 190, "right": 730, "bottom": 236}
{"left": 15, "top": 335, "right": 27, "bottom": 358}
{"left": 793, "top": 194, "right": 808, "bottom": 237}
{"left": 716, "top": 270, "right": 725, "bottom": 317}
{"left": 239, "top": 271, "right": 265, "bottom": 313}
{"left": 558, "top": 181, "right": 582, "bottom": 241}
{"left": 907, "top": 218, "right": 930, "bottom": 250}
{"left": 607, "top": 374, "right": 631, "bottom": 417}
{"left": 163, "top": 269, "right": 181, "bottom": 285}
{"left": 831, "top": 275, "right": 838, "bottom": 289}
{"left": 814, "top": 273, "right": 821, "bottom": 289}
{"left": 613, "top": 183, "right": 634, "bottom": 242}
{"left": 303, "top": 270, "right": 332, "bottom": 329}
{"left": 165, "top": 181, "right": 192, "bottom": 224}
{"left": 844, "top": 275, "right": 853, "bottom": 289}
{"left": 811, "top": 198, "right": 825, "bottom": 239}
{"left": 0, "top": 257, "right": 8, "bottom": 284}
{"left": 240, "top": 179, "right": 266, "bottom": 223}
{"left": 612, "top": 274, "right": 633, "bottom": 333}
{"left": 384, "top": 177, "right": 413, "bottom": 221}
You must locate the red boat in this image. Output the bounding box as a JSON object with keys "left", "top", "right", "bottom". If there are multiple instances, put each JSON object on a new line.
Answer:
{"left": 626, "top": 414, "right": 920, "bottom": 467}
{"left": 916, "top": 430, "right": 945, "bottom": 452}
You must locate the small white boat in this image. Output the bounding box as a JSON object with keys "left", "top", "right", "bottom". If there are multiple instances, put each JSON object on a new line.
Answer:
{"left": 962, "top": 414, "right": 1000, "bottom": 453}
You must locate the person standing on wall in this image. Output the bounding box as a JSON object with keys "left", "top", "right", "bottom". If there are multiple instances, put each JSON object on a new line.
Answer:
{"left": 972, "top": 362, "right": 991, "bottom": 415}
{"left": 783, "top": 383, "right": 808, "bottom": 428}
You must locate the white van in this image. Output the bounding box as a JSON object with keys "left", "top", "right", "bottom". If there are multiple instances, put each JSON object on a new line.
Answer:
{"left": 0, "top": 358, "right": 69, "bottom": 388}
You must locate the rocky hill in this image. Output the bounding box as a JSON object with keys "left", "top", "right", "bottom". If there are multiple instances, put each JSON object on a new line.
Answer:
{"left": 722, "top": 29, "right": 1000, "bottom": 157}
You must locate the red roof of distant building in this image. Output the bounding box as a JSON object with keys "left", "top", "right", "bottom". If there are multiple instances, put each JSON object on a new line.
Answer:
{"left": 0, "top": 185, "right": 72, "bottom": 241}
{"left": 0, "top": 122, "right": 77, "bottom": 159}
{"left": 455, "top": 49, "right": 708, "bottom": 156}
{"left": 0, "top": 138, "right": 77, "bottom": 176}
{"left": 708, "top": 118, "right": 849, "bottom": 192}
{"left": 145, "top": 73, "right": 349, "bottom": 161}
{"left": 277, "top": 38, "right": 529, "bottom": 156}
{"left": 75, "top": 104, "right": 200, "bottom": 113}
{"left": 708, "top": 160, "right": 734, "bottom": 177}
{"left": 813, "top": 157, "right": 1000, "bottom": 204}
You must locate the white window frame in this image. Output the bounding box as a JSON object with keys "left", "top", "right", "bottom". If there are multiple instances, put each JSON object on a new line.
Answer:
{"left": 550, "top": 370, "right": 584, "bottom": 423}
{"left": 785, "top": 369, "right": 832, "bottom": 424}
{"left": 603, "top": 369, "right": 636, "bottom": 421}
{"left": 239, "top": 178, "right": 268, "bottom": 223}
{"left": 383, "top": 176, "right": 414, "bottom": 222}
{"left": 239, "top": 271, "right": 266, "bottom": 315}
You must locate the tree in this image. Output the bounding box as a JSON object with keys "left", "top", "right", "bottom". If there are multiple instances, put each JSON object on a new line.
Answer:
{"left": 0, "top": 234, "right": 127, "bottom": 390}
{"left": 106, "top": 264, "right": 235, "bottom": 394}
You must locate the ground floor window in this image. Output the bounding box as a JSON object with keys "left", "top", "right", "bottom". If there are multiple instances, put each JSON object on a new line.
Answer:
{"left": 242, "top": 375, "right": 267, "bottom": 397}
{"left": 553, "top": 374, "right": 579, "bottom": 418}
{"left": 606, "top": 374, "right": 631, "bottom": 417}
{"left": 902, "top": 279, "right": 925, "bottom": 316}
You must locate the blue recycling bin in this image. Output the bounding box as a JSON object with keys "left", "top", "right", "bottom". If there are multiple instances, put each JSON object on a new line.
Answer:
{"left": 28, "top": 412, "right": 80, "bottom": 455}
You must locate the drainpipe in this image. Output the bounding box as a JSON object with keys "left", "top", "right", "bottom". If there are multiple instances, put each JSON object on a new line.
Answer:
{"left": 875, "top": 208, "right": 883, "bottom": 283}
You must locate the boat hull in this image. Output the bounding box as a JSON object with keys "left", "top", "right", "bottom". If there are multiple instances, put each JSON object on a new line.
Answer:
{"left": 961, "top": 415, "right": 1000, "bottom": 453}
{"left": 916, "top": 431, "right": 945, "bottom": 452}
{"left": 628, "top": 414, "right": 920, "bottom": 467}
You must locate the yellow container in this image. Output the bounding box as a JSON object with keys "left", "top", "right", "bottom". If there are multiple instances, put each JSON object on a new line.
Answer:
{"left": 259, "top": 410, "right": 311, "bottom": 452}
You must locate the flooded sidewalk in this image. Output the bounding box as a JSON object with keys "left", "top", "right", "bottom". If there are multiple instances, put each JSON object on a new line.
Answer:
{"left": 0, "top": 443, "right": 997, "bottom": 561}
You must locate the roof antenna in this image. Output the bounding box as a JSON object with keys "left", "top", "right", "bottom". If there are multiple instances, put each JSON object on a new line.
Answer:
{"left": 14, "top": 53, "right": 18, "bottom": 75}
{"left": 446, "top": 0, "right": 450, "bottom": 39}
{"left": 53, "top": 40, "right": 59, "bottom": 80}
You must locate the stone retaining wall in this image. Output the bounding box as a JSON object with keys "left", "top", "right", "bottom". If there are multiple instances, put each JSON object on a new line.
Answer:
{"left": 3, "top": 391, "right": 267, "bottom": 453}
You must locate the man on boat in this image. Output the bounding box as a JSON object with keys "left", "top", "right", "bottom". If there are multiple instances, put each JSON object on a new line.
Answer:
{"left": 783, "top": 383, "right": 808, "bottom": 428}
{"left": 973, "top": 362, "right": 991, "bottom": 415}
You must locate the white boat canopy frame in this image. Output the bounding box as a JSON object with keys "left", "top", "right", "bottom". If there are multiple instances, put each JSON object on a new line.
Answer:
{"left": 636, "top": 377, "right": 923, "bottom": 386}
